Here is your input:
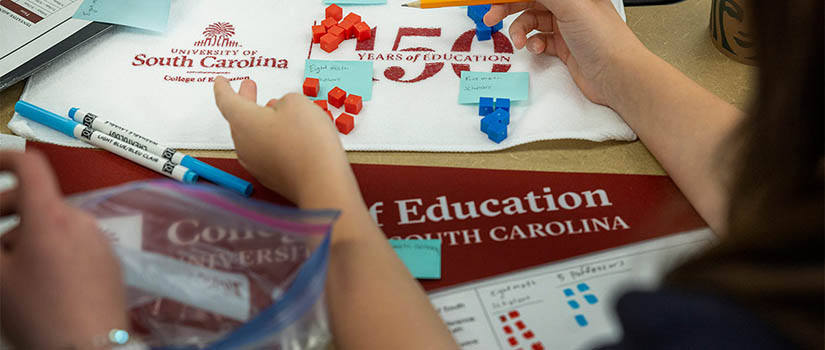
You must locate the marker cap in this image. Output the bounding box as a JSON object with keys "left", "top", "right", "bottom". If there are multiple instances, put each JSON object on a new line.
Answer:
{"left": 182, "top": 170, "right": 199, "bottom": 184}
{"left": 181, "top": 156, "right": 253, "bottom": 196}
{"left": 68, "top": 107, "right": 80, "bottom": 119}
{"left": 14, "top": 101, "right": 78, "bottom": 138}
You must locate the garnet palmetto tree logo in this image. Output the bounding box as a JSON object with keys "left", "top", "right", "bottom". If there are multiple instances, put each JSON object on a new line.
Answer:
{"left": 195, "top": 22, "right": 240, "bottom": 47}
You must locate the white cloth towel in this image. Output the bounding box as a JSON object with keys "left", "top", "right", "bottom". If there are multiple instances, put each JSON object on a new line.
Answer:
{"left": 11, "top": 0, "right": 635, "bottom": 151}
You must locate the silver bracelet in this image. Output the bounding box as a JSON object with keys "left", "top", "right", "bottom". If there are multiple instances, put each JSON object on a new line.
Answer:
{"left": 91, "top": 329, "right": 148, "bottom": 350}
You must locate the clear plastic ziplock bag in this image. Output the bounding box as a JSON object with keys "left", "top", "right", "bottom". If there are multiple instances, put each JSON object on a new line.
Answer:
{"left": 67, "top": 180, "right": 339, "bottom": 350}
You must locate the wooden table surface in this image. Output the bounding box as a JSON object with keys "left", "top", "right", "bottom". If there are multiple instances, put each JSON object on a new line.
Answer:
{"left": 0, "top": 0, "right": 756, "bottom": 176}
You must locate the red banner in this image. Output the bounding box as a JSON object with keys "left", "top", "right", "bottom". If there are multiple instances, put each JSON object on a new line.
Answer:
{"left": 29, "top": 142, "right": 706, "bottom": 290}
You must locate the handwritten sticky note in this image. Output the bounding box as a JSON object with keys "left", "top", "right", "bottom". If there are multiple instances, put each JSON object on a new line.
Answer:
{"left": 73, "top": 0, "right": 171, "bottom": 32}
{"left": 304, "top": 59, "right": 374, "bottom": 101}
{"left": 458, "top": 71, "right": 529, "bottom": 104}
{"left": 324, "top": 0, "right": 387, "bottom": 4}
{"left": 389, "top": 239, "right": 442, "bottom": 279}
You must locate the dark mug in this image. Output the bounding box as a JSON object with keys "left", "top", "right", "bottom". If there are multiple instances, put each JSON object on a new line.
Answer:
{"left": 710, "top": 0, "right": 757, "bottom": 65}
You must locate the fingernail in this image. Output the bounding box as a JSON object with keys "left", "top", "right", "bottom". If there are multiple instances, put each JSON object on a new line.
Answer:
{"left": 513, "top": 36, "right": 524, "bottom": 49}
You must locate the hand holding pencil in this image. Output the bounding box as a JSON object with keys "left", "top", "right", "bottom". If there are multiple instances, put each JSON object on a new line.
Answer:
{"left": 411, "top": 0, "right": 648, "bottom": 108}
{"left": 402, "top": 0, "right": 529, "bottom": 8}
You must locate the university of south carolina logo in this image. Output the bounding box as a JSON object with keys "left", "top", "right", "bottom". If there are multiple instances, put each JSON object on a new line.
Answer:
{"left": 131, "top": 20, "right": 288, "bottom": 84}
{"left": 195, "top": 22, "right": 240, "bottom": 47}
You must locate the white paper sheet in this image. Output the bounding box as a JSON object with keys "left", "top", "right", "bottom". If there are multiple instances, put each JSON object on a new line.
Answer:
{"left": 12, "top": 0, "right": 635, "bottom": 151}
{"left": 429, "top": 229, "right": 716, "bottom": 350}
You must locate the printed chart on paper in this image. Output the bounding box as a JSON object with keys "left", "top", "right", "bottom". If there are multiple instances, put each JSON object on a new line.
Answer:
{"left": 429, "top": 229, "right": 715, "bottom": 350}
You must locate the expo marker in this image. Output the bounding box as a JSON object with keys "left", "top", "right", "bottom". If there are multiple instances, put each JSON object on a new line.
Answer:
{"left": 68, "top": 107, "right": 253, "bottom": 197}
{"left": 14, "top": 101, "right": 198, "bottom": 184}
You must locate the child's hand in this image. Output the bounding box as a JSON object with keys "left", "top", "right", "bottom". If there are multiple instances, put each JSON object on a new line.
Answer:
{"left": 213, "top": 77, "right": 361, "bottom": 208}
{"left": 0, "top": 151, "right": 129, "bottom": 349}
{"left": 484, "top": 0, "right": 648, "bottom": 105}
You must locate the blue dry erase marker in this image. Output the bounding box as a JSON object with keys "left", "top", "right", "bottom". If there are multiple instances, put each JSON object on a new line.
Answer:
{"left": 15, "top": 101, "right": 198, "bottom": 184}
{"left": 68, "top": 107, "right": 253, "bottom": 196}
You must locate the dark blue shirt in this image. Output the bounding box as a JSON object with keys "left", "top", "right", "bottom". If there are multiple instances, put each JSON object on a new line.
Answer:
{"left": 595, "top": 289, "right": 798, "bottom": 350}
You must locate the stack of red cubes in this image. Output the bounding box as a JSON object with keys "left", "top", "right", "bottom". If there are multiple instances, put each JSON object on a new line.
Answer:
{"left": 311, "top": 4, "right": 373, "bottom": 53}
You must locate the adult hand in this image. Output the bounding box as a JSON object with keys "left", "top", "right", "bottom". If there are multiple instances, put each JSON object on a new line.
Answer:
{"left": 213, "top": 77, "right": 362, "bottom": 208}
{"left": 484, "top": 0, "right": 648, "bottom": 105}
{"left": 0, "top": 151, "right": 128, "bottom": 349}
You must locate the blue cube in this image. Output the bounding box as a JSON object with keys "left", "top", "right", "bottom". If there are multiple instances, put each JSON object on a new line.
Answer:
{"left": 481, "top": 112, "right": 507, "bottom": 133}
{"left": 481, "top": 115, "right": 493, "bottom": 133}
{"left": 479, "top": 97, "right": 494, "bottom": 116}
{"left": 487, "top": 120, "right": 508, "bottom": 143}
{"left": 491, "top": 21, "right": 503, "bottom": 33}
{"left": 489, "top": 108, "right": 509, "bottom": 125}
{"left": 475, "top": 23, "right": 492, "bottom": 41}
{"left": 495, "top": 98, "right": 510, "bottom": 112}
{"left": 468, "top": 4, "right": 491, "bottom": 24}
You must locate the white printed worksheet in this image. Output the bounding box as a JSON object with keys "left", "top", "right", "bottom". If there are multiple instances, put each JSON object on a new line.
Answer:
{"left": 429, "top": 228, "right": 715, "bottom": 350}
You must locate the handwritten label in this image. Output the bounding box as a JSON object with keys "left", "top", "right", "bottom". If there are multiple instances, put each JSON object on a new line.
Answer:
{"left": 389, "top": 239, "right": 441, "bottom": 279}
{"left": 556, "top": 258, "right": 627, "bottom": 283}
{"left": 73, "top": 0, "right": 171, "bottom": 32}
{"left": 487, "top": 279, "right": 538, "bottom": 310}
{"left": 304, "top": 59, "right": 374, "bottom": 101}
{"left": 458, "top": 71, "right": 529, "bottom": 104}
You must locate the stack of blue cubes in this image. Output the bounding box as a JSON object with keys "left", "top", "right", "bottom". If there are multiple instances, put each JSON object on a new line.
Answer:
{"left": 479, "top": 97, "right": 511, "bottom": 143}
{"left": 467, "top": 5, "right": 503, "bottom": 41}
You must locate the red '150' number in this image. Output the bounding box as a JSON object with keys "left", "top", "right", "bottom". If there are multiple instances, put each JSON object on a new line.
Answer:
{"left": 352, "top": 27, "right": 514, "bottom": 83}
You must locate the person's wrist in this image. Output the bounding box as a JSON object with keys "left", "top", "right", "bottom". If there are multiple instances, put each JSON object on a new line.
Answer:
{"left": 89, "top": 329, "right": 147, "bottom": 350}
{"left": 295, "top": 165, "right": 363, "bottom": 210}
{"left": 600, "top": 43, "right": 658, "bottom": 113}
{"left": 38, "top": 327, "right": 140, "bottom": 350}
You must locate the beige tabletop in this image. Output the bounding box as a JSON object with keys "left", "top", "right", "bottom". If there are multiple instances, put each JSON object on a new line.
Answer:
{"left": 0, "top": 0, "right": 756, "bottom": 176}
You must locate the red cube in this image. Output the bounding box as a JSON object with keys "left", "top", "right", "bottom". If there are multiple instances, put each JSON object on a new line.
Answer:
{"left": 311, "top": 25, "right": 326, "bottom": 43}
{"left": 344, "top": 94, "right": 362, "bottom": 114}
{"left": 339, "top": 19, "right": 356, "bottom": 39}
{"left": 335, "top": 113, "right": 355, "bottom": 134}
{"left": 354, "top": 22, "right": 371, "bottom": 41}
{"left": 328, "top": 25, "right": 346, "bottom": 42}
{"left": 325, "top": 4, "right": 343, "bottom": 21}
{"left": 314, "top": 99, "right": 328, "bottom": 110}
{"left": 507, "top": 337, "right": 518, "bottom": 346}
{"left": 342, "top": 13, "right": 361, "bottom": 38}
{"left": 326, "top": 110, "right": 334, "bottom": 122}
{"left": 303, "top": 77, "right": 320, "bottom": 97}
{"left": 328, "top": 87, "right": 347, "bottom": 108}
{"left": 321, "top": 17, "right": 338, "bottom": 30}
{"left": 343, "top": 13, "right": 361, "bottom": 26}
{"left": 523, "top": 330, "right": 534, "bottom": 339}
{"left": 319, "top": 33, "right": 342, "bottom": 53}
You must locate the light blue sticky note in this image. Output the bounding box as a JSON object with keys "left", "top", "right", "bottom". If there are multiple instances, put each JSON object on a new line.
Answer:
{"left": 73, "top": 0, "right": 170, "bottom": 32}
{"left": 324, "top": 0, "right": 387, "bottom": 4}
{"left": 389, "top": 239, "right": 442, "bottom": 279}
{"left": 304, "top": 59, "right": 374, "bottom": 101}
{"left": 458, "top": 71, "right": 529, "bottom": 104}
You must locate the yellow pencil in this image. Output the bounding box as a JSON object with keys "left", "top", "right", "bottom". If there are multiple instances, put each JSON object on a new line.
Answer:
{"left": 402, "top": 0, "right": 531, "bottom": 9}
